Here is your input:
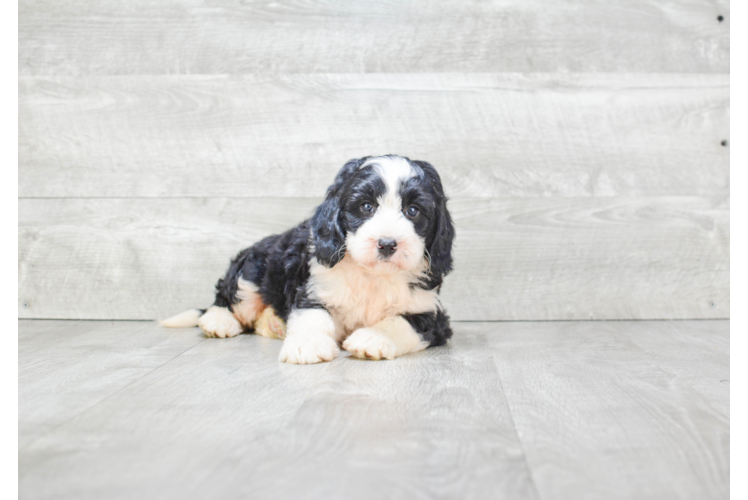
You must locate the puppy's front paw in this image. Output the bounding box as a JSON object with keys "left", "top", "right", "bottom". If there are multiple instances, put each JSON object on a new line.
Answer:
{"left": 279, "top": 334, "right": 339, "bottom": 364}
{"left": 343, "top": 328, "right": 397, "bottom": 360}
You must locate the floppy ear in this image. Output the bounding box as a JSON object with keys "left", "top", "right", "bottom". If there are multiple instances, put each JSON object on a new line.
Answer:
{"left": 310, "top": 196, "right": 345, "bottom": 267}
{"left": 414, "top": 161, "right": 455, "bottom": 278}
{"left": 428, "top": 198, "right": 455, "bottom": 277}
{"left": 310, "top": 157, "right": 368, "bottom": 267}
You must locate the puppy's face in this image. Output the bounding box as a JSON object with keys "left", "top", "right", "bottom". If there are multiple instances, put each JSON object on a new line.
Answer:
{"left": 311, "top": 155, "right": 455, "bottom": 278}
{"left": 341, "top": 156, "right": 427, "bottom": 273}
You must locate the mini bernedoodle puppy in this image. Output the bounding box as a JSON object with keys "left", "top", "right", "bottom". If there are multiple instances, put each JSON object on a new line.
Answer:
{"left": 162, "top": 155, "right": 455, "bottom": 364}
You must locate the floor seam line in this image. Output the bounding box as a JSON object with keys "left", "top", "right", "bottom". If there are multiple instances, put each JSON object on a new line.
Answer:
{"left": 19, "top": 337, "right": 208, "bottom": 453}
{"left": 285, "top": 358, "right": 335, "bottom": 423}
{"left": 481, "top": 330, "right": 544, "bottom": 500}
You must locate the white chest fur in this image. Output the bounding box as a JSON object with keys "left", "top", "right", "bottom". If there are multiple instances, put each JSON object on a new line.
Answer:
{"left": 308, "top": 256, "right": 439, "bottom": 334}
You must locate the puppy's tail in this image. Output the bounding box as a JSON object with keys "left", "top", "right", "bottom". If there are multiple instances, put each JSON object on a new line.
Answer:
{"left": 160, "top": 309, "right": 205, "bottom": 328}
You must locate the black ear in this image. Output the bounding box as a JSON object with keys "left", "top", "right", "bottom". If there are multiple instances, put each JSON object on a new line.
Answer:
{"left": 414, "top": 161, "right": 455, "bottom": 279}
{"left": 310, "top": 196, "right": 345, "bottom": 267}
{"left": 310, "top": 157, "right": 368, "bottom": 267}
{"left": 429, "top": 201, "right": 455, "bottom": 277}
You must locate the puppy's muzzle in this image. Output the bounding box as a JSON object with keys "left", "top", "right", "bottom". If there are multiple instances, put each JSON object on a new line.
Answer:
{"left": 377, "top": 238, "right": 397, "bottom": 258}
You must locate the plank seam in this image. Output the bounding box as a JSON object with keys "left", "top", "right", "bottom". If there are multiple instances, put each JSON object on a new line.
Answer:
{"left": 479, "top": 329, "right": 543, "bottom": 500}
{"left": 19, "top": 336, "right": 208, "bottom": 453}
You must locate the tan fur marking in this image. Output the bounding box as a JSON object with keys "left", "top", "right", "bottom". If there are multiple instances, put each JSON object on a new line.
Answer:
{"left": 255, "top": 307, "right": 286, "bottom": 339}
{"left": 233, "top": 278, "right": 267, "bottom": 328}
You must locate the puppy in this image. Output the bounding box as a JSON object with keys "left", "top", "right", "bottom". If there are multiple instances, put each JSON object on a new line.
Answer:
{"left": 162, "top": 155, "right": 455, "bottom": 364}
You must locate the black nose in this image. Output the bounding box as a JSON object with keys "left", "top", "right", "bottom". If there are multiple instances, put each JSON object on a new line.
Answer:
{"left": 377, "top": 238, "right": 397, "bottom": 257}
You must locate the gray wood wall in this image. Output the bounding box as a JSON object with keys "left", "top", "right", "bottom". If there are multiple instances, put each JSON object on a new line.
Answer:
{"left": 19, "top": 0, "right": 730, "bottom": 321}
{"left": 725, "top": 1, "right": 748, "bottom": 316}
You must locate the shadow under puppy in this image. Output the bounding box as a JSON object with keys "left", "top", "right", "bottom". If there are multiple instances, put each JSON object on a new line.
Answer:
{"left": 162, "top": 155, "right": 455, "bottom": 364}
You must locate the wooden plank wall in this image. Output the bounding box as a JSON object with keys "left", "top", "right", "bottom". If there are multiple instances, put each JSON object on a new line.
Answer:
{"left": 18, "top": 0, "right": 730, "bottom": 321}
{"left": 725, "top": 2, "right": 748, "bottom": 318}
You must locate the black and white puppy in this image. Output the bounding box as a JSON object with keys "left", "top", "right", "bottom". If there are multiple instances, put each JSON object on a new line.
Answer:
{"left": 162, "top": 155, "right": 455, "bottom": 364}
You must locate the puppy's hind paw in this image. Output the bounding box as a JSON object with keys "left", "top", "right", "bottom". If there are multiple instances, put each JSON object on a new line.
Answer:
{"left": 254, "top": 307, "right": 286, "bottom": 339}
{"left": 197, "top": 306, "right": 243, "bottom": 338}
{"left": 279, "top": 334, "right": 339, "bottom": 364}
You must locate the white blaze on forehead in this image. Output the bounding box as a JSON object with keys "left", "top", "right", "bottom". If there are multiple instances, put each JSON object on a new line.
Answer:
{"left": 361, "top": 156, "right": 415, "bottom": 205}
{"left": 347, "top": 155, "right": 425, "bottom": 272}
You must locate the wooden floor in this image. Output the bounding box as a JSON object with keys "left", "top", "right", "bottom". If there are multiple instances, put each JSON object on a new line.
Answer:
{"left": 19, "top": 319, "right": 728, "bottom": 500}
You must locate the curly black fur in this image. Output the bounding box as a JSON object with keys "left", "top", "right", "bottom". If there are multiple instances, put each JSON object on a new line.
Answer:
{"left": 213, "top": 222, "right": 322, "bottom": 323}
{"left": 207, "top": 154, "right": 455, "bottom": 347}
{"left": 403, "top": 309, "right": 454, "bottom": 347}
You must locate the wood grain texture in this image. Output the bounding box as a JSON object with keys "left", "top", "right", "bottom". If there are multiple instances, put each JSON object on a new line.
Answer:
{"left": 18, "top": 321, "right": 536, "bottom": 500}
{"left": 728, "top": 319, "right": 748, "bottom": 498}
{"left": 18, "top": 196, "right": 728, "bottom": 321}
{"left": 242, "top": 329, "right": 536, "bottom": 500}
{"left": 18, "top": 320, "right": 205, "bottom": 448}
{"left": 725, "top": 74, "right": 748, "bottom": 318}
{"left": 19, "top": 322, "right": 334, "bottom": 500}
{"left": 728, "top": 319, "right": 748, "bottom": 442}
{"left": 18, "top": 319, "right": 729, "bottom": 500}
{"left": 479, "top": 320, "right": 729, "bottom": 500}
{"left": 730, "top": 189, "right": 748, "bottom": 318}
{"left": 19, "top": 0, "right": 729, "bottom": 75}
{"left": 19, "top": 73, "right": 729, "bottom": 198}
{"left": 616, "top": 320, "right": 730, "bottom": 417}
{"left": 722, "top": 2, "right": 748, "bottom": 73}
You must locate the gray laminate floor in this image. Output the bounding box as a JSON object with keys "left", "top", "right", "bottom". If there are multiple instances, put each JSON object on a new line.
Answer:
{"left": 18, "top": 319, "right": 729, "bottom": 500}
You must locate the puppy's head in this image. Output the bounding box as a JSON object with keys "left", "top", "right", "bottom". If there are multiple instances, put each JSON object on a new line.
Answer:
{"left": 311, "top": 155, "right": 454, "bottom": 279}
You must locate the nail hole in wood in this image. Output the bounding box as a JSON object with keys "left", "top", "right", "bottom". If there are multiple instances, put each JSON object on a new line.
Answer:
{"left": 23, "top": 301, "right": 30, "bottom": 308}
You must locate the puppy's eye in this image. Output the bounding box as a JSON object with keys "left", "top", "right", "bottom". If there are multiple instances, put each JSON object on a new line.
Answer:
{"left": 361, "top": 202, "right": 374, "bottom": 213}
{"left": 405, "top": 206, "right": 419, "bottom": 218}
